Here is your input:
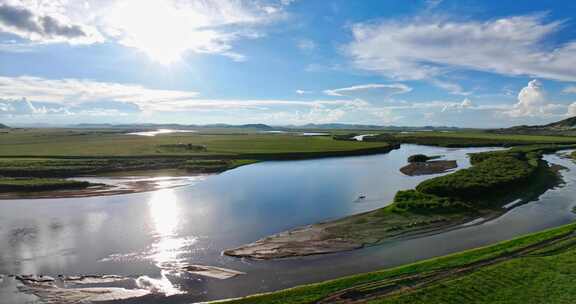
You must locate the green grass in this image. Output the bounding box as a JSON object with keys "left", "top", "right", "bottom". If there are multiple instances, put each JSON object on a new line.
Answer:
{"left": 182, "top": 159, "right": 258, "bottom": 173}
{"left": 0, "top": 158, "right": 184, "bottom": 177}
{"left": 0, "top": 128, "right": 395, "bottom": 177}
{"left": 392, "top": 190, "right": 471, "bottom": 214}
{"left": 0, "top": 128, "right": 390, "bottom": 157}
{"left": 393, "top": 131, "right": 576, "bottom": 147}
{"left": 0, "top": 177, "right": 91, "bottom": 191}
{"left": 416, "top": 155, "right": 536, "bottom": 200}
{"left": 218, "top": 223, "right": 576, "bottom": 304}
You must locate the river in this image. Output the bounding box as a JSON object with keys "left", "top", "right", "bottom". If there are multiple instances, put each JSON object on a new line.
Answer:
{"left": 0, "top": 145, "right": 574, "bottom": 303}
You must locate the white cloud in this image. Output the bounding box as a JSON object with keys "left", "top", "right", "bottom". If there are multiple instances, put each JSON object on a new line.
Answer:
{"left": 296, "top": 89, "right": 312, "bottom": 95}
{"left": 509, "top": 79, "right": 546, "bottom": 117}
{"left": 506, "top": 79, "right": 565, "bottom": 117}
{"left": 424, "top": 0, "right": 443, "bottom": 10}
{"left": 563, "top": 86, "right": 576, "bottom": 94}
{"left": 430, "top": 79, "right": 472, "bottom": 96}
{"left": 0, "top": 75, "right": 374, "bottom": 116}
{"left": 0, "top": 1, "right": 103, "bottom": 44}
{"left": 0, "top": 76, "right": 200, "bottom": 110}
{"left": 323, "top": 83, "right": 412, "bottom": 98}
{"left": 441, "top": 97, "right": 474, "bottom": 112}
{"left": 297, "top": 39, "right": 316, "bottom": 51}
{"left": 567, "top": 102, "right": 576, "bottom": 117}
{"left": 346, "top": 14, "right": 576, "bottom": 81}
{"left": 0, "top": 0, "right": 294, "bottom": 62}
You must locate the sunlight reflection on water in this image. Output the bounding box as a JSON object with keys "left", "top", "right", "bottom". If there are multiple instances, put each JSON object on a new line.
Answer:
{"left": 145, "top": 189, "right": 195, "bottom": 295}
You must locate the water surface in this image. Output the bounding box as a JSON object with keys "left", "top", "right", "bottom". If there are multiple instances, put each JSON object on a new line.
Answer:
{"left": 0, "top": 145, "right": 574, "bottom": 303}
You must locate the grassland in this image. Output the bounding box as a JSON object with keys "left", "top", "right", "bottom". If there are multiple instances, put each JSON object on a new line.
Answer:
{"left": 0, "top": 128, "right": 392, "bottom": 157}
{"left": 362, "top": 131, "right": 576, "bottom": 147}
{"left": 0, "top": 128, "right": 398, "bottom": 180}
{"left": 224, "top": 145, "right": 566, "bottom": 259}
{"left": 218, "top": 222, "right": 576, "bottom": 304}
{"left": 0, "top": 178, "right": 91, "bottom": 191}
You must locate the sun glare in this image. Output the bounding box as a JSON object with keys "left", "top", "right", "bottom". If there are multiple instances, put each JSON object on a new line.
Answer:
{"left": 107, "top": 0, "right": 212, "bottom": 64}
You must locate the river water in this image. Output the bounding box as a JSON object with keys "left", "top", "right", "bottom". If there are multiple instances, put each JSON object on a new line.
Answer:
{"left": 0, "top": 145, "right": 575, "bottom": 303}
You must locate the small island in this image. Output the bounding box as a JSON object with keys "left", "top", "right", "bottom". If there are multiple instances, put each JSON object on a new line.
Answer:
{"left": 400, "top": 154, "right": 457, "bottom": 176}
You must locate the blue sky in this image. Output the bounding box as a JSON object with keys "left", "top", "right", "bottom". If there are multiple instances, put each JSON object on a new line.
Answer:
{"left": 1, "top": 0, "right": 576, "bottom": 127}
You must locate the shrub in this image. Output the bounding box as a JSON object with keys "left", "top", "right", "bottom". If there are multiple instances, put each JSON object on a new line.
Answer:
{"left": 416, "top": 155, "right": 536, "bottom": 200}
{"left": 408, "top": 154, "right": 431, "bottom": 163}
{"left": 393, "top": 190, "right": 470, "bottom": 214}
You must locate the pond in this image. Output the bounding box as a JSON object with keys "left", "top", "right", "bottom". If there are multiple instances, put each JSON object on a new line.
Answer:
{"left": 0, "top": 145, "right": 574, "bottom": 303}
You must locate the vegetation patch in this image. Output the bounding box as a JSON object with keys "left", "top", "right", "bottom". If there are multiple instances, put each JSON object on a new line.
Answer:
{"left": 416, "top": 155, "right": 536, "bottom": 200}
{"left": 399, "top": 160, "right": 457, "bottom": 176}
{"left": 407, "top": 154, "right": 440, "bottom": 163}
{"left": 156, "top": 143, "right": 207, "bottom": 153}
{"left": 391, "top": 190, "right": 471, "bottom": 214}
{"left": 0, "top": 178, "right": 91, "bottom": 191}
{"left": 182, "top": 159, "right": 257, "bottom": 173}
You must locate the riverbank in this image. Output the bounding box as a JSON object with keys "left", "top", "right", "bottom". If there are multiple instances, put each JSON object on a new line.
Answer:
{"left": 0, "top": 175, "right": 207, "bottom": 199}
{"left": 224, "top": 145, "right": 568, "bottom": 259}
{"left": 218, "top": 222, "right": 576, "bottom": 304}
{"left": 0, "top": 177, "right": 94, "bottom": 192}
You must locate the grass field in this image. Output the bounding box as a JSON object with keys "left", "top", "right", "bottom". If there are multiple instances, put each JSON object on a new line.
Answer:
{"left": 218, "top": 222, "right": 576, "bottom": 304}
{"left": 0, "top": 128, "right": 389, "bottom": 157}
{"left": 364, "top": 131, "right": 576, "bottom": 147}
{"left": 0, "top": 128, "right": 397, "bottom": 177}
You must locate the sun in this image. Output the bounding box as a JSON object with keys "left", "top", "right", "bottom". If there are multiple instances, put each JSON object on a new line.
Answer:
{"left": 106, "top": 0, "right": 211, "bottom": 64}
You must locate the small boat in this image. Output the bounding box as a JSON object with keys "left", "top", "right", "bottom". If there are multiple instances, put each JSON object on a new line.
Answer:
{"left": 358, "top": 195, "right": 366, "bottom": 200}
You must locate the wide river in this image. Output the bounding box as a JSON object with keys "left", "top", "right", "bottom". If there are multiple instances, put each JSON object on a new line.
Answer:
{"left": 1, "top": 144, "right": 575, "bottom": 303}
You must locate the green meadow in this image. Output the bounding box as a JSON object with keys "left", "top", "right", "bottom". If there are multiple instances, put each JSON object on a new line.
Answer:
{"left": 219, "top": 222, "right": 576, "bottom": 304}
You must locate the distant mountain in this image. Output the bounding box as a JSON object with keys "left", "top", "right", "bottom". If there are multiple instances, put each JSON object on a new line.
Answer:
{"left": 72, "top": 123, "right": 276, "bottom": 131}
{"left": 491, "top": 116, "right": 576, "bottom": 136}
{"left": 542, "top": 116, "right": 576, "bottom": 130}
{"left": 287, "top": 123, "right": 462, "bottom": 131}
{"left": 70, "top": 122, "right": 464, "bottom": 132}
{"left": 0, "top": 123, "right": 8, "bottom": 129}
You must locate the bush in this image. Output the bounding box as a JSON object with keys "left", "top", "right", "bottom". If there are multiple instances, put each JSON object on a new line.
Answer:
{"left": 416, "top": 155, "right": 536, "bottom": 200}
{"left": 393, "top": 190, "right": 470, "bottom": 214}
{"left": 408, "top": 154, "right": 431, "bottom": 163}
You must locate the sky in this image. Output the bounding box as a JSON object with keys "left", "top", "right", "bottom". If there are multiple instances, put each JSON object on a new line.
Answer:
{"left": 1, "top": 0, "right": 576, "bottom": 127}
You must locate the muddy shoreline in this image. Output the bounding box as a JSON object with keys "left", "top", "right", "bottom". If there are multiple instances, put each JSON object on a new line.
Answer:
{"left": 0, "top": 173, "right": 208, "bottom": 199}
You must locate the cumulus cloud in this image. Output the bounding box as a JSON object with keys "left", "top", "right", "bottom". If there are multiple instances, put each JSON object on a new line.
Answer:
{"left": 346, "top": 15, "right": 576, "bottom": 81}
{"left": 323, "top": 83, "right": 412, "bottom": 100}
{"left": 567, "top": 103, "right": 576, "bottom": 117}
{"left": 0, "top": 2, "right": 102, "bottom": 44}
{"left": 509, "top": 79, "right": 546, "bottom": 116}
{"left": 506, "top": 79, "right": 565, "bottom": 117}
